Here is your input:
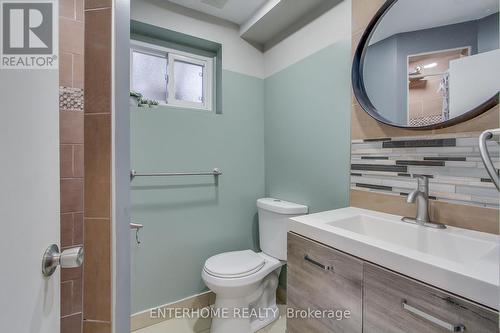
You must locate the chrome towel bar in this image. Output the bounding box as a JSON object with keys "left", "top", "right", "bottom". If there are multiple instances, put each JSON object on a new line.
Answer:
{"left": 130, "top": 168, "right": 222, "bottom": 180}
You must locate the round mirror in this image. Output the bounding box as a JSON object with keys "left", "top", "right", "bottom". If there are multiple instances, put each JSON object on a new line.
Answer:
{"left": 352, "top": 0, "right": 499, "bottom": 129}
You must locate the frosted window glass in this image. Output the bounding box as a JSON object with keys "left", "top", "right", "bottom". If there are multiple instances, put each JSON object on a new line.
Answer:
{"left": 173, "top": 60, "right": 204, "bottom": 103}
{"left": 132, "top": 51, "right": 167, "bottom": 101}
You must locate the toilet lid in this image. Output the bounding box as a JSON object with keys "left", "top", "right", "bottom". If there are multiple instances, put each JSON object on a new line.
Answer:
{"left": 204, "top": 250, "right": 265, "bottom": 278}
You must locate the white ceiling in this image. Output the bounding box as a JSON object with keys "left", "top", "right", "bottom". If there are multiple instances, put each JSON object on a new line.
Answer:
{"left": 167, "top": 0, "right": 336, "bottom": 49}
{"left": 167, "top": 0, "right": 268, "bottom": 25}
{"left": 371, "top": 0, "right": 499, "bottom": 44}
{"left": 240, "top": 0, "right": 332, "bottom": 49}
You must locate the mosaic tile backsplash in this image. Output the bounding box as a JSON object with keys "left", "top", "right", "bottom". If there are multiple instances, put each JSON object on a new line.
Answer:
{"left": 60, "top": 87, "right": 84, "bottom": 111}
{"left": 351, "top": 133, "right": 500, "bottom": 209}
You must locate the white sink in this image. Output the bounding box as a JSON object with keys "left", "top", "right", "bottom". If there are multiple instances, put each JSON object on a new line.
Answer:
{"left": 289, "top": 207, "right": 499, "bottom": 309}
{"left": 327, "top": 214, "right": 497, "bottom": 264}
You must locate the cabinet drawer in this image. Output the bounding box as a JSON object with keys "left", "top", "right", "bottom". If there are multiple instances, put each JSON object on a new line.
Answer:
{"left": 287, "top": 232, "right": 363, "bottom": 333}
{"left": 363, "top": 263, "right": 498, "bottom": 333}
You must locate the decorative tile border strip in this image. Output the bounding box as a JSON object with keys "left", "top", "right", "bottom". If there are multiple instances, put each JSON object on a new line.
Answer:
{"left": 409, "top": 115, "right": 443, "bottom": 127}
{"left": 59, "top": 86, "right": 84, "bottom": 111}
{"left": 351, "top": 132, "right": 500, "bottom": 208}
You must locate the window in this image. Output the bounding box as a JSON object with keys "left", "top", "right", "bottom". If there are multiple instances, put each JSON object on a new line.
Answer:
{"left": 130, "top": 41, "right": 214, "bottom": 111}
{"left": 131, "top": 50, "right": 167, "bottom": 102}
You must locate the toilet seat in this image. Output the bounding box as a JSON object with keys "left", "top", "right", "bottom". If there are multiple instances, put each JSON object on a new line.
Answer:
{"left": 204, "top": 250, "right": 266, "bottom": 278}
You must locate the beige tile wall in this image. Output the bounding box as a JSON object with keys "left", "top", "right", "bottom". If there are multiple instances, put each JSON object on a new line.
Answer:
{"left": 350, "top": 0, "right": 499, "bottom": 234}
{"left": 60, "top": 1, "right": 85, "bottom": 332}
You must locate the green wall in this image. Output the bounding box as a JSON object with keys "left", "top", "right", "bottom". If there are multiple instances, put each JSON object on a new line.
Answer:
{"left": 130, "top": 41, "right": 352, "bottom": 313}
{"left": 131, "top": 70, "right": 265, "bottom": 313}
{"left": 264, "top": 41, "right": 351, "bottom": 213}
{"left": 263, "top": 41, "right": 351, "bottom": 288}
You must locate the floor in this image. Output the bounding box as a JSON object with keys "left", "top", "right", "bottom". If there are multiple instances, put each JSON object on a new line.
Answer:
{"left": 132, "top": 305, "right": 286, "bottom": 333}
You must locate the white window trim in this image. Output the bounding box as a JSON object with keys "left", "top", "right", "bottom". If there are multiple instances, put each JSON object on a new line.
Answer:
{"left": 130, "top": 45, "right": 168, "bottom": 103}
{"left": 167, "top": 53, "right": 212, "bottom": 110}
{"left": 130, "top": 39, "right": 214, "bottom": 111}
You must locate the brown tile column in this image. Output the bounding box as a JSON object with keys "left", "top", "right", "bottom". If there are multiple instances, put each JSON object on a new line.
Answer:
{"left": 83, "top": 0, "right": 113, "bottom": 332}
{"left": 59, "top": 0, "right": 85, "bottom": 332}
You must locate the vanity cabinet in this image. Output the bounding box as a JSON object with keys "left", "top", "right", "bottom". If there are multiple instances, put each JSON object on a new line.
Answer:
{"left": 364, "top": 263, "right": 498, "bottom": 333}
{"left": 287, "top": 232, "right": 363, "bottom": 333}
{"left": 286, "top": 232, "right": 499, "bottom": 333}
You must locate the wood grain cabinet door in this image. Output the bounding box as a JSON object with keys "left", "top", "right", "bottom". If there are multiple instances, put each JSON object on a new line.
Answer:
{"left": 363, "top": 263, "right": 499, "bottom": 333}
{"left": 287, "top": 232, "right": 363, "bottom": 333}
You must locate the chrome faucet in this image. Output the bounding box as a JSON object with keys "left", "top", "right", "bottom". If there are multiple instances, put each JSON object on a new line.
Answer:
{"left": 402, "top": 176, "right": 446, "bottom": 229}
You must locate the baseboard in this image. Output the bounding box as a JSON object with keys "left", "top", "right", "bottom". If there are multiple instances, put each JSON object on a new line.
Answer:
{"left": 130, "top": 291, "right": 215, "bottom": 331}
{"left": 131, "top": 287, "right": 287, "bottom": 331}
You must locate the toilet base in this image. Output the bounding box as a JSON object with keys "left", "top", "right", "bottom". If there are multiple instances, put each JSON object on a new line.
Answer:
{"left": 210, "top": 302, "right": 280, "bottom": 333}
{"left": 209, "top": 268, "right": 281, "bottom": 333}
{"left": 250, "top": 304, "right": 280, "bottom": 332}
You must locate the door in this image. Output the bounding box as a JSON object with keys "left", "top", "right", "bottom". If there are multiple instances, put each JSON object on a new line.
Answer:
{"left": 0, "top": 50, "right": 61, "bottom": 332}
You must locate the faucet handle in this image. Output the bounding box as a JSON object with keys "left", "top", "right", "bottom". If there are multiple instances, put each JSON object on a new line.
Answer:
{"left": 414, "top": 175, "right": 429, "bottom": 193}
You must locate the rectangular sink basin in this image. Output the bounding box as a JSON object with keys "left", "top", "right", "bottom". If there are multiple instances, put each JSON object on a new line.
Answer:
{"left": 289, "top": 207, "right": 499, "bottom": 310}
{"left": 327, "top": 214, "right": 498, "bottom": 264}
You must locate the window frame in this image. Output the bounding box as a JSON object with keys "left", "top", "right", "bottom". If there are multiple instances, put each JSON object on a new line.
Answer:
{"left": 167, "top": 53, "right": 212, "bottom": 110}
{"left": 130, "top": 45, "right": 168, "bottom": 103}
{"left": 130, "top": 39, "right": 214, "bottom": 111}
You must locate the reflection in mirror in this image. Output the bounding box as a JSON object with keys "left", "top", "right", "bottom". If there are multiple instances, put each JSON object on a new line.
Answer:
{"left": 357, "top": 0, "right": 499, "bottom": 128}
{"left": 407, "top": 47, "right": 469, "bottom": 126}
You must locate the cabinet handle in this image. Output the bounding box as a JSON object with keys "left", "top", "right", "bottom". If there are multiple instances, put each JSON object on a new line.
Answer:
{"left": 304, "top": 255, "right": 334, "bottom": 271}
{"left": 402, "top": 301, "right": 465, "bottom": 332}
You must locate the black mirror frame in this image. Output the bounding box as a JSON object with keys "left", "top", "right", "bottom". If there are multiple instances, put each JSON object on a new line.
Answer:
{"left": 351, "top": 0, "right": 499, "bottom": 130}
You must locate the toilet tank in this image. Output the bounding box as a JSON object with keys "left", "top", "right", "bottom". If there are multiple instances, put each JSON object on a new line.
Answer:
{"left": 257, "top": 198, "right": 308, "bottom": 260}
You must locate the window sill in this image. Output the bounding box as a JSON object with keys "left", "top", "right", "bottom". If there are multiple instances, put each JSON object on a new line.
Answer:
{"left": 131, "top": 104, "right": 218, "bottom": 115}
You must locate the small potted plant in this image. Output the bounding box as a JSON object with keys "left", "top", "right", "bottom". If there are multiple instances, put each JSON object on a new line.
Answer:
{"left": 138, "top": 98, "right": 160, "bottom": 109}
{"left": 130, "top": 91, "right": 142, "bottom": 107}
{"left": 148, "top": 100, "right": 159, "bottom": 108}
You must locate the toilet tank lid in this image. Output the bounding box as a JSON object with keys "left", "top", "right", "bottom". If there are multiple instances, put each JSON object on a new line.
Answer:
{"left": 257, "top": 198, "right": 308, "bottom": 215}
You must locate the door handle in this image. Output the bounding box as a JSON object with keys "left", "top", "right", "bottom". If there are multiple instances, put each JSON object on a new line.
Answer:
{"left": 42, "top": 244, "right": 84, "bottom": 277}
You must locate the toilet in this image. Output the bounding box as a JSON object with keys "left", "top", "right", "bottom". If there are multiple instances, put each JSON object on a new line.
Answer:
{"left": 202, "top": 198, "right": 308, "bottom": 333}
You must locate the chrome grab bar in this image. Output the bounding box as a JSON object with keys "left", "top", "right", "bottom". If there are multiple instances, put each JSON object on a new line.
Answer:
{"left": 402, "top": 301, "right": 465, "bottom": 332}
{"left": 130, "top": 168, "right": 222, "bottom": 180}
{"left": 479, "top": 129, "right": 500, "bottom": 191}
